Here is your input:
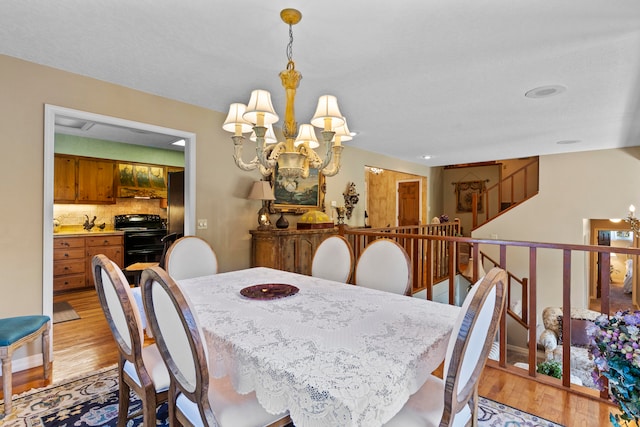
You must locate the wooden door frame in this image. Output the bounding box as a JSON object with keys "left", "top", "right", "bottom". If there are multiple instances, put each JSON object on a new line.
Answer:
{"left": 43, "top": 105, "right": 196, "bottom": 360}
{"left": 396, "top": 179, "right": 422, "bottom": 227}
{"left": 588, "top": 219, "right": 638, "bottom": 307}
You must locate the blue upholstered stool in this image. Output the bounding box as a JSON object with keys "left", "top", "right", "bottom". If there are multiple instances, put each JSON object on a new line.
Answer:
{"left": 0, "top": 315, "right": 51, "bottom": 415}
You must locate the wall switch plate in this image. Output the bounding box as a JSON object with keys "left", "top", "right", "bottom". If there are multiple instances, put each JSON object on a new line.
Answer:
{"left": 197, "top": 219, "right": 208, "bottom": 229}
{"left": 331, "top": 200, "right": 337, "bottom": 207}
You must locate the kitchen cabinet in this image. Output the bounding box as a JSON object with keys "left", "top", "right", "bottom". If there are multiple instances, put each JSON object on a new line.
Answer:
{"left": 53, "top": 154, "right": 116, "bottom": 204}
{"left": 77, "top": 158, "right": 116, "bottom": 203}
{"left": 53, "top": 233, "right": 123, "bottom": 293}
{"left": 85, "top": 235, "right": 123, "bottom": 286}
{"left": 53, "top": 155, "right": 77, "bottom": 202}
{"left": 53, "top": 236, "right": 87, "bottom": 293}
{"left": 250, "top": 228, "right": 338, "bottom": 275}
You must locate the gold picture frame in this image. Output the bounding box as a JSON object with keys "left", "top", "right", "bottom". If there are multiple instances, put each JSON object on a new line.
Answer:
{"left": 117, "top": 162, "right": 167, "bottom": 198}
{"left": 270, "top": 167, "right": 326, "bottom": 214}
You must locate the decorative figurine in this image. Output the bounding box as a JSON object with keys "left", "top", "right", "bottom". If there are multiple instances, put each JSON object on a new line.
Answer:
{"left": 343, "top": 182, "right": 359, "bottom": 220}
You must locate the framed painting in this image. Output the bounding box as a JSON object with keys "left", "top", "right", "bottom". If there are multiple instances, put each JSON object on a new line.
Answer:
{"left": 270, "top": 166, "right": 326, "bottom": 214}
{"left": 117, "top": 161, "right": 167, "bottom": 198}
{"left": 455, "top": 180, "right": 485, "bottom": 213}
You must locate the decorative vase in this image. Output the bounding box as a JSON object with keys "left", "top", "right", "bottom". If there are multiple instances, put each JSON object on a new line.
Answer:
{"left": 276, "top": 212, "right": 289, "bottom": 229}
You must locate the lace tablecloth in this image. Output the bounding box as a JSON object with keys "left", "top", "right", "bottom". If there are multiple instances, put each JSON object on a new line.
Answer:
{"left": 179, "top": 267, "right": 460, "bottom": 427}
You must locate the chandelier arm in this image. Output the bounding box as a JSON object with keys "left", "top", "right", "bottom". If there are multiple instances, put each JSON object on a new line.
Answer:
{"left": 321, "top": 146, "right": 343, "bottom": 177}
{"left": 232, "top": 136, "right": 262, "bottom": 172}
{"left": 316, "top": 130, "right": 336, "bottom": 171}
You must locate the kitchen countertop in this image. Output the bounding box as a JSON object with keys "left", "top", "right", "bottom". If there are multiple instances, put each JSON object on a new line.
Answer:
{"left": 54, "top": 226, "right": 124, "bottom": 236}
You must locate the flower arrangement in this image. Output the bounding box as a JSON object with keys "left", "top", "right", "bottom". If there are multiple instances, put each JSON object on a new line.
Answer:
{"left": 588, "top": 310, "right": 640, "bottom": 427}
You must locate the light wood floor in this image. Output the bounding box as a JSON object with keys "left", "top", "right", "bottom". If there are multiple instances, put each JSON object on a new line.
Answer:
{"left": 2, "top": 289, "right": 632, "bottom": 426}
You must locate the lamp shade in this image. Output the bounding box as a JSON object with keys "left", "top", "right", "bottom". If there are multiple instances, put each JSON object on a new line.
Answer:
{"left": 332, "top": 117, "right": 352, "bottom": 146}
{"left": 310, "top": 95, "right": 345, "bottom": 130}
{"left": 222, "top": 103, "right": 253, "bottom": 135}
{"left": 250, "top": 123, "right": 278, "bottom": 144}
{"left": 294, "top": 124, "right": 319, "bottom": 148}
{"left": 248, "top": 181, "right": 276, "bottom": 201}
{"left": 243, "top": 89, "right": 279, "bottom": 126}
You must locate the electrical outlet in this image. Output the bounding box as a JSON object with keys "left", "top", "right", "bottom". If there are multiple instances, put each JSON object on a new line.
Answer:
{"left": 331, "top": 200, "right": 337, "bottom": 207}
{"left": 197, "top": 219, "right": 208, "bottom": 229}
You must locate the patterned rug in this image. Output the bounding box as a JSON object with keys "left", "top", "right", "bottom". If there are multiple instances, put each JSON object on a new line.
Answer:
{"left": 0, "top": 366, "right": 563, "bottom": 426}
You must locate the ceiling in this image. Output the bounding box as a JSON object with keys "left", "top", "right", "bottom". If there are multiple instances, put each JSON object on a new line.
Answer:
{"left": 2, "top": 1, "right": 640, "bottom": 166}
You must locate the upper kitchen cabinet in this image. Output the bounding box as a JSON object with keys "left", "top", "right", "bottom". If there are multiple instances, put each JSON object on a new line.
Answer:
{"left": 54, "top": 154, "right": 116, "bottom": 204}
{"left": 77, "top": 158, "right": 116, "bottom": 203}
{"left": 53, "top": 154, "right": 77, "bottom": 203}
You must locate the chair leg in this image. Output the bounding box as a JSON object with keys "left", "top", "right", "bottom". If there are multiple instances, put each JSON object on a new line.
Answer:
{"left": 42, "top": 322, "right": 51, "bottom": 380}
{"left": 1, "top": 355, "right": 12, "bottom": 415}
{"left": 117, "top": 366, "right": 130, "bottom": 427}
{"left": 142, "top": 385, "right": 158, "bottom": 426}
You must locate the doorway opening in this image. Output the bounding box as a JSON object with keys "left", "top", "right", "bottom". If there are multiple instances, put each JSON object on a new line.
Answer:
{"left": 365, "top": 166, "right": 427, "bottom": 228}
{"left": 589, "top": 219, "right": 637, "bottom": 313}
{"left": 43, "top": 105, "right": 196, "bottom": 346}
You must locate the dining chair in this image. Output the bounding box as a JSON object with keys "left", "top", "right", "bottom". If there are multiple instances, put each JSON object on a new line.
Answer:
{"left": 354, "top": 238, "right": 412, "bottom": 295}
{"left": 140, "top": 266, "right": 291, "bottom": 427}
{"left": 311, "top": 235, "right": 354, "bottom": 283}
{"left": 159, "top": 232, "right": 183, "bottom": 269}
{"left": 165, "top": 236, "right": 218, "bottom": 280}
{"left": 383, "top": 267, "right": 507, "bottom": 427}
{"left": 92, "top": 254, "right": 170, "bottom": 427}
{"left": 0, "top": 315, "right": 50, "bottom": 415}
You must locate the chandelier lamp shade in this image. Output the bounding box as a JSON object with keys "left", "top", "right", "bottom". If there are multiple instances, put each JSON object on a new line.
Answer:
{"left": 222, "top": 8, "right": 351, "bottom": 180}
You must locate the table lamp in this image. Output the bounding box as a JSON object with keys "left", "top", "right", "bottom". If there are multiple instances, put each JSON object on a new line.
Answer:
{"left": 248, "top": 181, "right": 276, "bottom": 230}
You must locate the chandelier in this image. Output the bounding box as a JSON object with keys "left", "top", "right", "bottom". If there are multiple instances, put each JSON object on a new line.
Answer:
{"left": 222, "top": 8, "right": 352, "bottom": 181}
{"left": 625, "top": 205, "right": 640, "bottom": 234}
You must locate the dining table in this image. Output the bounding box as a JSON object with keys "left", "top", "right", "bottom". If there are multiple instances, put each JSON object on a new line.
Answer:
{"left": 177, "top": 267, "right": 461, "bottom": 427}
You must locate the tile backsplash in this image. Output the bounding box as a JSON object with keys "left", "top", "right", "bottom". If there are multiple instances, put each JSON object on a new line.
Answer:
{"left": 54, "top": 199, "right": 166, "bottom": 226}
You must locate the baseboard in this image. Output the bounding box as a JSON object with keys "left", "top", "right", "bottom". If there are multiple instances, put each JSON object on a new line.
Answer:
{"left": 0, "top": 353, "right": 45, "bottom": 378}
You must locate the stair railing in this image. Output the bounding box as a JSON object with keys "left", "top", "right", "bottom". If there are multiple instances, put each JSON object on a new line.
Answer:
{"left": 472, "top": 158, "right": 539, "bottom": 229}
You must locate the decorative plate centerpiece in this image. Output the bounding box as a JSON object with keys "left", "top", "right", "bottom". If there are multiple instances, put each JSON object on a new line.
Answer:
{"left": 240, "top": 284, "right": 299, "bottom": 300}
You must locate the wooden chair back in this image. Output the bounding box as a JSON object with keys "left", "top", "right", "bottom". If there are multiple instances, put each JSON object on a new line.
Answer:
{"left": 441, "top": 267, "right": 506, "bottom": 425}
{"left": 92, "top": 254, "right": 168, "bottom": 425}
{"left": 354, "top": 238, "right": 412, "bottom": 295}
{"left": 141, "top": 266, "right": 215, "bottom": 425}
{"left": 92, "top": 254, "right": 144, "bottom": 363}
{"left": 311, "top": 235, "right": 354, "bottom": 283}
{"left": 165, "top": 236, "right": 218, "bottom": 280}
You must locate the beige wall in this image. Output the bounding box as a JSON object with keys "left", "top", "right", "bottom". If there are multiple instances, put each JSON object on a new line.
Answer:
{"left": 442, "top": 164, "right": 501, "bottom": 235}
{"left": 473, "top": 147, "right": 640, "bottom": 325}
{"left": 0, "top": 54, "right": 431, "bottom": 363}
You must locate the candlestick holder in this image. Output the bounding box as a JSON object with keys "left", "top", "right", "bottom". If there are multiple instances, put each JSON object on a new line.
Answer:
{"left": 335, "top": 206, "right": 346, "bottom": 225}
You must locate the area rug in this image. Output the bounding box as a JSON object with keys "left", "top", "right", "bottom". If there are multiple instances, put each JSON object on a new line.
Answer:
{"left": 0, "top": 366, "right": 563, "bottom": 426}
{"left": 52, "top": 301, "right": 80, "bottom": 324}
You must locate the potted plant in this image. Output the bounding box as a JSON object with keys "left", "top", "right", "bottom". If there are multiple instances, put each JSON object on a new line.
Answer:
{"left": 537, "top": 360, "right": 562, "bottom": 379}
{"left": 588, "top": 310, "right": 640, "bottom": 427}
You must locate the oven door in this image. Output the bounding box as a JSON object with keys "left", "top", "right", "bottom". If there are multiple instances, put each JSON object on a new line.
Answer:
{"left": 123, "top": 229, "right": 166, "bottom": 265}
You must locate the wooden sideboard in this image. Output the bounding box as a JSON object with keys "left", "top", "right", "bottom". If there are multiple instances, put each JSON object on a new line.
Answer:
{"left": 250, "top": 228, "right": 338, "bottom": 275}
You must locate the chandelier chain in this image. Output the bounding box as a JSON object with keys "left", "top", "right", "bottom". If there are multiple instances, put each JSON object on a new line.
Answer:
{"left": 286, "top": 24, "right": 294, "bottom": 66}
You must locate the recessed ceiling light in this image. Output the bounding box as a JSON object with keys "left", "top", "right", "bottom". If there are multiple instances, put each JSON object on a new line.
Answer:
{"left": 420, "top": 155, "right": 432, "bottom": 160}
{"left": 556, "top": 139, "right": 580, "bottom": 145}
{"left": 524, "top": 85, "right": 567, "bottom": 99}
{"left": 172, "top": 139, "right": 186, "bottom": 146}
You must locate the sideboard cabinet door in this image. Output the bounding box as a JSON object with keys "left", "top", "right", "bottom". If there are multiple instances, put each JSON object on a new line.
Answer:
{"left": 250, "top": 228, "right": 338, "bottom": 276}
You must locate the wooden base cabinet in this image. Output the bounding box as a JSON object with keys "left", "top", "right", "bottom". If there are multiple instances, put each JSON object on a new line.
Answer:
{"left": 250, "top": 228, "right": 338, "bottom": 276}
{"left": 53, "top": 237, "right": 87, "bottom": 293}
{"left": 54, "top": 234, "right": 123, "bottom": 293}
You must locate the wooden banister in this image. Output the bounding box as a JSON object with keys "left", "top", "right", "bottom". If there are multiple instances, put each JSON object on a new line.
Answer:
{"left": 342, "top": 226, "right": 638, "bottom": 401}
